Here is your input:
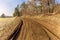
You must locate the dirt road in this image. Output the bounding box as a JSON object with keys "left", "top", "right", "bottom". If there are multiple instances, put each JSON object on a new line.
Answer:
{"left": 0, "top": 17, "right": 60, "bottom": 40}
{"left": 16, "top": 18, "right": 50, "bottom": 40}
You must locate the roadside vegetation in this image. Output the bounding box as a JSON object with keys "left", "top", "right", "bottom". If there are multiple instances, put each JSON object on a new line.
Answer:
{"left": 13, "top": 0, "right": 60, "bottom": 17}
{"left": 0, "top": 0, "right": 60, "bottom": 40}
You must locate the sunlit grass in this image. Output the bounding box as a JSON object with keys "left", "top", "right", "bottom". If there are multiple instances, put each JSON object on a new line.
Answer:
{"left": 0, "top": 17, "right": 15, "bottom": 23}
{"left": 0, "top": 17, "right": 16, "bottom": 37}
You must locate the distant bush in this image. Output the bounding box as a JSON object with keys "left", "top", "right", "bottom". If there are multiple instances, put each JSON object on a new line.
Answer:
{"left": 1, "top": 14, "right": 5, "bottom": 18}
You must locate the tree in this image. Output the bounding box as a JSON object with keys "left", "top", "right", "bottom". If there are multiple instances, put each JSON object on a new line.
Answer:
{"left": 13, "top": 5, "right": 20, "bottom": 17}
{"left": 28, "top": 0, "right": 38, "bottom": 15}
{"left": 21, "top": 2, "right": 27, "bottom": 9}
{"left": 1, "top": 13, "right": 5, "bottom": 18}
{"left": 20, "top": 2, "right": 28, "bottom": 15}
{"left": 19, "top": 0, "right": 55, "bottom": 16}
{"left": 36, "top": 0, "right": 55, "bottom": 13}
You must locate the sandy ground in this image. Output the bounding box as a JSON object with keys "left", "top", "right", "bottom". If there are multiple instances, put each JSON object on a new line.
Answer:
{"left": 31, "top": 14, "right": 60, "bottom": 40}
{"left": 0, "top": 14, "right": 60, "bottom": 40}
{"left": 17, "top": 18, "right": 49, "bottom": 40}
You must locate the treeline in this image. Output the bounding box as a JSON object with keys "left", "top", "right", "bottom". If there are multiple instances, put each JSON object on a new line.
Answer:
{"left": 0, "top": 13, "right": 13, "bottom": 18}
{"left": 13, "top": 0, "right": 56, "bottom": 17}
{"left": 0, "top": 14, "right": 13, "bottom": 18}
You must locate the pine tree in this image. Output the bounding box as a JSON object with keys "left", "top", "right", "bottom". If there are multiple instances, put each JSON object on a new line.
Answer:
{"left": 13, "top": 5, "right": 20, "bottom": 17}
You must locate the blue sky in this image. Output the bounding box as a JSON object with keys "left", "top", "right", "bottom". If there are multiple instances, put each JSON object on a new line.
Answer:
{"left": 0, "top": 0, "right": 28, "bottom": 16}
{"left": 56, "top": 0, "right": 60, "bottom": 3}
{"left": 0, "top": 0, "right": 60, "bottom": 16}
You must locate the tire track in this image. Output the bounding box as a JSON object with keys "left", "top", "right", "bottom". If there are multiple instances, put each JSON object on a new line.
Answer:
{"left": 32, "top": 18, "right": 60, "bottom": 40}
{"left": 17, "top": 18, "right": 50, "bottom": 40}
{"left": 30, "top": 19, "right": 51, "bottom": 40}
{"left": 7, "top": 20, "right": 23, "bottom": 40}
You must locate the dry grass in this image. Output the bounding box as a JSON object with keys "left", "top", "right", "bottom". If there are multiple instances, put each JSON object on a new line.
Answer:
{"left": 0, "top": 17, "right": 16, "bottom": 30}
{"left": 0, "top": 17, "right": 16, "bottom": 38}
{"left": 0, "top": 17, "right": 15, "bottom": 23}
{"left": 0, "top": 17, "right": 16, "bottom": 26}
{"left": 0, "top": 17, "right": 22, "bottom": 40}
